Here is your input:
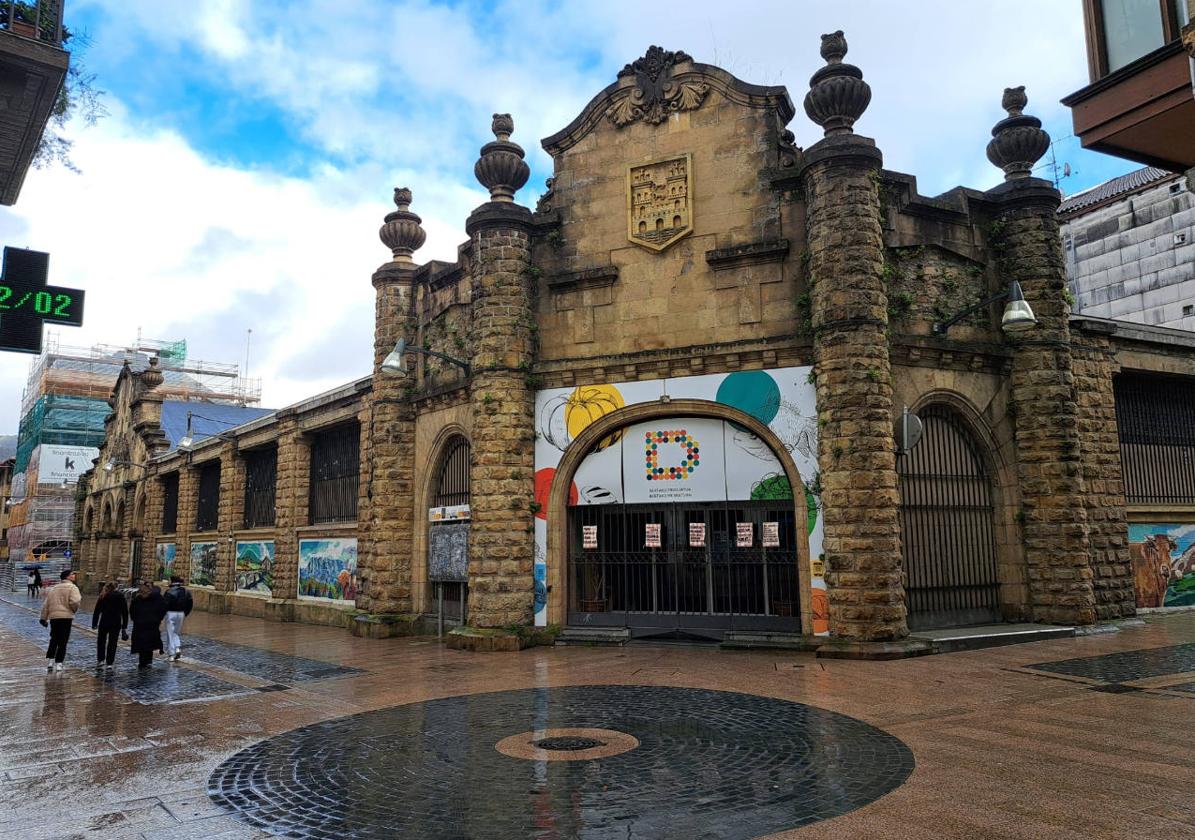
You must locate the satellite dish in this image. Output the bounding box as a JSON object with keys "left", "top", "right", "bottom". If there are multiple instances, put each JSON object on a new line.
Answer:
{"left": 894, "top": 406, "right": 923, "bottom": 456}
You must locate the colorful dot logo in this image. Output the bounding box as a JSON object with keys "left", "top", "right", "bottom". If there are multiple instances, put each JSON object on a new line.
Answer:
{"left": 644, "top": 429, "right": 699, "bottom": 481}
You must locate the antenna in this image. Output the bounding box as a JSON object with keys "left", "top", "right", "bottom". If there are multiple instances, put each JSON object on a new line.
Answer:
{"left": 1033, "top": 134, "right": 1079, "bottom": 192}
{"left": 244, "top": 328, "right": 252, "bottom": 381}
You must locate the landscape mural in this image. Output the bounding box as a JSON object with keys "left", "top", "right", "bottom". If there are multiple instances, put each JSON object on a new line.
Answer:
{"left": 1128, "top": 523, "right": 1195, "bottom": 609}
{"left": 533, "top": 367, "right": 826, "bottom": 631}
{"left": 236, "top": 541, "right": 275, "bottom": 596}
{"left": 155, "top": 542, "right": 175, "bottom": 581}
{"left": 189, "top": 541, "right": 218, "bottom": 587}
{"left": 298, "top": 538, "right": 359, "bottom": 603}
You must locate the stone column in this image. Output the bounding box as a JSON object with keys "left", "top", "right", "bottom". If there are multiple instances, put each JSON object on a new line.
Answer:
{"left": 142, "top": 472, "right": 163, "bottom": 581}
{"left": 801, "top": 33, "right": 906, "bottom": 642}
{"left": 464, "top": 115, "right": 536, "bottom": 628}
{"left": 358, "top": 188, "right": 423, "bottom": 615}
{"left": 986, "top": 88, "right": 1096, "bottom": 625}
{"left": 272, "top": 419, "right": 305, "bottom": 603}
{"left": 215, "top": 447, "right": 238, "bottom": 594}
{"left": 175, "top": 464, "right": 196, "bottom": 582}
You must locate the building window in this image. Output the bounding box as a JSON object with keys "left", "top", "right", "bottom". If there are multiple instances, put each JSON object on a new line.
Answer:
{"left": 1115, "top": 373, "right": 1195, "bottom": 504}
{"left": 1184, "top": 304, "right": 1194, "bottom": 317}
{"left": 161, "top": 472, "right": 179, "bottom": 534}
{"left": 243, "top": 446, "right": 277, "bottom": 529}
{"left": 195, "top": 461, "right": 221, "bottom": 531}
{"left": 1093, "top": 0, "right": 1186, "bottom": 74}
{"left": 309, "top": 424, "right": 359, "bottom": 524}
{"left": 434, "top": 438, "right": 471, "bottom": 508}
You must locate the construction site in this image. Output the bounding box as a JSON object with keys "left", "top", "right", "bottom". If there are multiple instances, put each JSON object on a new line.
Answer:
{"left": 1, "top": 333, "right": 261, "bottom": 590}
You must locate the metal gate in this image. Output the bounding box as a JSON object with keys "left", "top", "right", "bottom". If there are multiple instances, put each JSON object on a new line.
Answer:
{"left": 898, "top": 405, "right": 1000, "bottom": 630}
{"left": 567, "top": 500, "right": 801, "bottom": 639}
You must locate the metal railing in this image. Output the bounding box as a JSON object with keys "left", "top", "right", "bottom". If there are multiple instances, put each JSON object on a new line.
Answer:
{"left": 0, "top": 1, "right": 65, "bottom": 46}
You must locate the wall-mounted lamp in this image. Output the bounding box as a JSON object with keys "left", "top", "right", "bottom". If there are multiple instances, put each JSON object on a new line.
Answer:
{"left": 381, "top": 338, "right": 471, "bottom": 378}
{"left": 931, "top": 280, "right": 1037, "bottom": 336}
{"left": 103, "top": 458, "right": 146, "bottom": 473}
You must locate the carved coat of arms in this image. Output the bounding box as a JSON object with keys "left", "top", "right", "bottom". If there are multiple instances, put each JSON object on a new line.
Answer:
{"left": 627, "top": 155, "right": 693, "bottom": 252}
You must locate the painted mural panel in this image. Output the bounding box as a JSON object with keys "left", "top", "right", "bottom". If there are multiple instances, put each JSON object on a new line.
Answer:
{"left": 1129, "top": 524, "right": 1195, "bottom": 608}
{"left": 189, "top": 541, "right": 218, "bottom": 587}
{"left": 155, "top": 542, "right": 175, "bottom": 581}
{"left": 534, "top": 367, "right": 824, "bottom": 629}
{"left": 235, "top": 541, "right": 275, "bottom": 596}
{"left": 298, "top": 538, "right": 359, "bottom": 603}
{"left": 622, "top": 418, "right": 726, "bottom": 503}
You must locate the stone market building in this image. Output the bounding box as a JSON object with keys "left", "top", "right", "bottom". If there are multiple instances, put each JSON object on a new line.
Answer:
{"left": 76, "top": 36, "right": 1195, "bottom": 654}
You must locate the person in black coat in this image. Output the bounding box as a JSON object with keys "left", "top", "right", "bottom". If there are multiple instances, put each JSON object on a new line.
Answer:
{"left": 91, "top": 582, "right": 128, "bottom": 670}
{"left": 129, "top": 582, "right": 167, "bottom": 669}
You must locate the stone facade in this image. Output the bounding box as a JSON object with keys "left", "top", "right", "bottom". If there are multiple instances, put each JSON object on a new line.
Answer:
{"left": 76, "top": 37, "right": 1195, "bottom": 649}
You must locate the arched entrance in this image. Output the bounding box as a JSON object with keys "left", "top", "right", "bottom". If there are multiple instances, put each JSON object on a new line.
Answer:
{"left": 547, "top": 400, "right": 811, "bottom": 640}
{"left": 898, "top": 403, "right": 1000, "bottom": 629}
{"left": 427, "top": 435, "right": 470, "bottom": 626}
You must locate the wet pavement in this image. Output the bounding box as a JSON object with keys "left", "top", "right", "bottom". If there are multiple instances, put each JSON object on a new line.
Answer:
{"left": 1, "top": 592, "right": 1195, "bottom": 839}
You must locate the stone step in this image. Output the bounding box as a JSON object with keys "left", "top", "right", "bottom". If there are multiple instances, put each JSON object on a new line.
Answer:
{"left": 554, "top": 626, "right": 631, "bottom": 646}
{"left": 720, "top": 631, "right": 822, "bottom": 651}
{"left": 910, "top": 623, "right": 1075, "bottom": 654}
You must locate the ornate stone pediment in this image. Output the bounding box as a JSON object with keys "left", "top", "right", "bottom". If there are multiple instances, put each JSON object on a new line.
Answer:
{"left": 627, "top": 155, "right": 692, "bottom": 252}
{"left": 608, "top": 46, "right": 709, "bottom": 128}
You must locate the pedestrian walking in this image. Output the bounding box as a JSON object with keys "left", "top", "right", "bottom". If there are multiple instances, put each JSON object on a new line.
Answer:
{"left": 129, "top": 581, "right": 167, "bottom": 669}
{"left": 163, "top": 575, "right": 193, "bottom": 662}
{"left": 32, "top": 568, "right": 42, "bottom": 595}
{"left": 91, "top": 582, "right": 128, "bottom": 671}
{"left": 25, "top": 570, "right": 36, "bottom": 598}
{"left": 38, "top": 570, "right": 81, "bottom": 672}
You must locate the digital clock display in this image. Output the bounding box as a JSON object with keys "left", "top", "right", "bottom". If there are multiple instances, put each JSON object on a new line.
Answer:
{"left": 0, "top": 285, "right": 84, "bottom": 324}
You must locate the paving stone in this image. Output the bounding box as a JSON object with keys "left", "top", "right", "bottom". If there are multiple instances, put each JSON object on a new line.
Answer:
{"left": 1027, "top": 643, "right": 1195, "bottom": 683}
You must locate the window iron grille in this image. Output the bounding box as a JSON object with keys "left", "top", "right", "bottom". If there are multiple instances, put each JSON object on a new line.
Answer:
{"left": 243, "top": 447, "right": 277, "bottom": 529}
{"left": 1115, "top": 373, "right": 1195, "bottom": 504}
{"left": 195, "top": 461, "right": 221, "bottom": 532}
{"left": 309, "top": 424, "right": 360, "bottom": 524}
{"left": 434, "top": 438, "right": 471, "bottom": 508}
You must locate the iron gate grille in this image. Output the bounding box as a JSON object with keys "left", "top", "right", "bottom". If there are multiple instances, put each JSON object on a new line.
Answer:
{"left": 309, "top": 424, "right": 360, "bottom": 524}
{"left": 160, "top": 472, "right": 179, "bottom": 534}
{"left": 243, "top": 447, "right": 277, "bottom": 528}
{"left": 898, "top": 405, "right": 1000, "bottom": 630}
{"left": 433, "top": 438, "right": 470, "bottom": 507}
{"left": 195, "top": 460, "right": 221, "bottom": 531}
{"left": 1114, "top": 373, "right": 1195, "bottom": 504}
{"left": 568, "top": 501, "right": 800, "bottom": 638}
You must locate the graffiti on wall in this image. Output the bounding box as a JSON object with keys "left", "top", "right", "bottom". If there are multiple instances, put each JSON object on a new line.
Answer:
{"left": 298, "top": 538, "right": 358, "bottom": 603}
{"left": 1129, "top": 524, "right": 1195, "bottom": 608}
{"left": 236, "top": 541, "right": 275, "bottom": 596}
{"left": 533, "top": 367, "right": 824, "bottom": 630}
{"left": 155, "top": 542, "right": 175, "bottom": 581}
{"left": 189, "top": 541, "right": 218, "bottom": 587}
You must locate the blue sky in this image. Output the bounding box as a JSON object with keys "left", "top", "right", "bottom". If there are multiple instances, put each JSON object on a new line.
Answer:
{"left": 0, "top": 0, "right": 1140, "bottom": 432}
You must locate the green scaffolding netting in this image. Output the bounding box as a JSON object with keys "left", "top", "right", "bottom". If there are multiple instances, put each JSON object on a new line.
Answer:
{"left": 158, "top": 339, "right": 187, "bottom": 362}
{"left": 13, "top": 395, "right": 108, "bottom": 473}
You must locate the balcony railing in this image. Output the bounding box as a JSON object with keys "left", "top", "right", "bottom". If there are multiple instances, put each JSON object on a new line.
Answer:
{"left": 0, "top": 1, "right": 65, "bottom": 47}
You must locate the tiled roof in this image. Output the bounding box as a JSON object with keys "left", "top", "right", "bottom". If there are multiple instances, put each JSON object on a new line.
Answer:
{"left": 1058, "top": 167, "right": 1179, "bottom": 216}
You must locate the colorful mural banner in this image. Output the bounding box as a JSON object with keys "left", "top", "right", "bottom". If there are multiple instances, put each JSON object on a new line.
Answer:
{"left": 1128, "top": 523, "right": 1195, "bottom": 609}
{"left": 155, "top": 543, "right": 175, "bottom": 581}
{"left": 534, "top": 366, "right": 826, "bottom": 631}
{"left": 235, "top": 541, "right": 275, "bottom": 596}
{"left": 298, "top": 538, "right": 359, "bottom": 603}
{"left": 189, "top": 541, "right": 218, "bottom": 587}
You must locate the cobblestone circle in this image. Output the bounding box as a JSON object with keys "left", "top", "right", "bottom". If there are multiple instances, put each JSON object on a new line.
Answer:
{"left": 208, "top": 685, "right": 914, "bottom": 839}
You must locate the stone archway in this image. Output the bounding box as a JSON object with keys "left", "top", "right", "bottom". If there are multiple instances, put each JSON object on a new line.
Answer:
{"left": 544, "top": 398, "right": 812, "bottom": 635}
{"left": 416, "top": 426, "right": 472, "bottom": 622}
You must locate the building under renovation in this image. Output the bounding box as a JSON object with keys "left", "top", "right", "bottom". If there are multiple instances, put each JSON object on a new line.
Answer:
{"left": 77, "top": 37, "right": 1195, "bottom": 654}
{"left": 4, "top": 335, "right": 262, "bottom": 585}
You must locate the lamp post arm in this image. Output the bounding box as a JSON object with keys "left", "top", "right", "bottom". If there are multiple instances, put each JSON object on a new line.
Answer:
{"left": 407, "top": 345, "right": 471, "bottom": 376}
{"left": 931, "top": 288, "right": 1010, "bottom": 335}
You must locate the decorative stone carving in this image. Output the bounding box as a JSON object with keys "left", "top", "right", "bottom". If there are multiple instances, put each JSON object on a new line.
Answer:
{"left": 535, "top": 177, "right": 555, "bottom": 214}
{"left": 609, "top": 46, "right": 708, "bottom": 128}
{"left": 378, "top": 187, "right": 426, "bottom": 264}
{"left": 474, "top": 113, "right": 530, "bottom": 203}
{"left": 986, "top": 87, "right": 1050, "bottom": 181}
{"left": 141, "top": 355, "right": 164, "bottom": 390}
{"left": 627, "top": 154, "right": 693, "bottom": 252}
{"left": 803, "top": 31, "right": 871, "bottom": 137}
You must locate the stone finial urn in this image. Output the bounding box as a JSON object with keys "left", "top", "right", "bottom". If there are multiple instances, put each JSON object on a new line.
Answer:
{"left": 141, "top": 355, "right": 164, "bottom": 389}
{"left": 986, "top": 86, "right": 1051, "bottom": 181}
{"left": 803, "top": 31, "right": 872, "bottom": 137}
{"left": 474, "top": 113, "right": 530, "bottom": 202}
{"left": 379, "top": 186, "right": 426, "bottom": 264}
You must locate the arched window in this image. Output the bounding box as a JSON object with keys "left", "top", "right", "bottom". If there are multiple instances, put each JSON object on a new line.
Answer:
{"left": 434, "top": 438, "right": 471, "bottom": 508}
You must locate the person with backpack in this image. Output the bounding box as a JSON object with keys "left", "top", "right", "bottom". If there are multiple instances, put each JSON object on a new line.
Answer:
{"left": 129, "top": 581, "right": 167, "bottom": 669}
{"left": 162, "top": 575, "right": 193, "bottom": 662}
{"left": 91, "top": 582, "right": 128, "bottom": 671}
{"left": 38, "top": 570, "right": 81, "bottom": 672}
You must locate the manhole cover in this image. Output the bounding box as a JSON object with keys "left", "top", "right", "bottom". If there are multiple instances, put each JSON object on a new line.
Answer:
{"left": 532, "top": 735, "right": 607, "bottom": 751}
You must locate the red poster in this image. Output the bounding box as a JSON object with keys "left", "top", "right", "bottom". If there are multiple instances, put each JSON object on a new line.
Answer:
{"left": 645, "top": 523, "right": 662, "bottom": 548}
{"left": 582, "top": 525, "right": 598, "bottom": 549}
{"left": 689, "top": 522, "right": 706, "bottom": 548}
{"left": 735, "top": 522, "right": 753, "bottom": 548}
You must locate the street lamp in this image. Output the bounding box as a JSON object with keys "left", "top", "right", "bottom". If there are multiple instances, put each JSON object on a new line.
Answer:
{"left": 381, "top": 338, "right": 471, "bottom": 378}
{"left": 104, "top": 459, "right": 146, "bottom": 473}
{"left": 931, "top": 280, "right": 1037, "bottom": 336}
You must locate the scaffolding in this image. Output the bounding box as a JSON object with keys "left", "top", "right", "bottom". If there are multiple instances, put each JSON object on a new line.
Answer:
{"left": 4, "top": 333, "right": 263, "bottom": 571}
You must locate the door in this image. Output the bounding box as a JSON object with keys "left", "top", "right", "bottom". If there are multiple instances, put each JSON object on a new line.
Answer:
{"left": 898, "top": 405, "right": 1001, "bottom": 630}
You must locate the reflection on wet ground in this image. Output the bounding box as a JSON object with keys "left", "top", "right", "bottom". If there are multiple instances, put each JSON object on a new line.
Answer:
{"left": 2, "top": 595, "right": 1195, "bottom": 839}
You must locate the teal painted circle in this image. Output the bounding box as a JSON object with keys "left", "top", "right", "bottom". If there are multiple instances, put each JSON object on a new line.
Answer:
{"left": 716, "top": 371, "right": 782, "bottom": 425}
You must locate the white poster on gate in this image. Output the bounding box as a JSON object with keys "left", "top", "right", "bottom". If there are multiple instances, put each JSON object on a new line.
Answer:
{"left": 36, "top": 445, "right": 99, "bottom": 485}
{"left": 622, "top": 417, "right": 726, "bottom": 503}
